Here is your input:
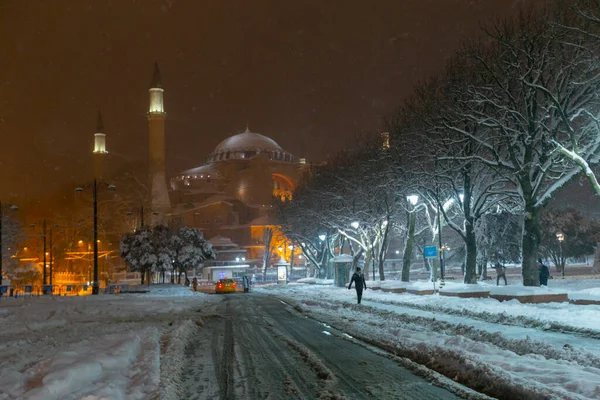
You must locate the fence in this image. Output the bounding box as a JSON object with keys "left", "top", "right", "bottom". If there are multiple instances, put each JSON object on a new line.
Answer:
{"left": 0, "top": 284, "right": 93, "bottom": 298}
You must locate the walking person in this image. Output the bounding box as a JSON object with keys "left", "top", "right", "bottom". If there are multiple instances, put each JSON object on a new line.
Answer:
{"left": 538, "top": 258, "right": 550, "bottom": 286}
{"left": 492, "top": 261, "right": 507, "bottom": 286}
{"left": 348, "top": 267, "right": 367, "bottom": 304}
{"left": 191, "top": 277, "right": 198, "bottom": 292}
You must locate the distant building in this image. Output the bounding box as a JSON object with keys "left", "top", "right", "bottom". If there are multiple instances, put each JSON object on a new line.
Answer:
{"left": 168, "top": 127, "right": 308, "bottom": 263}
{"left": 89, "top": 64, "right": 311, "bottom": 269}
{"left": 150, "top": 65, "right": 308, "bottom": 265}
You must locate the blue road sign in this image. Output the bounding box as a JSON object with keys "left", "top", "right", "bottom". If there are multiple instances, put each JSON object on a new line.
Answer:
{"left": 424, "top": 246, "right": 438, "bottom": 258}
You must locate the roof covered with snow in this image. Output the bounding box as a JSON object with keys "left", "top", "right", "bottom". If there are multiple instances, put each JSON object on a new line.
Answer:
{"left": 214, "top": 129, "right": 283, "bottom": 153}
{"left": 208, "top": 235, "right": 238, "bottom": 248}
{"left": 180, "top": 163, "right": 222, "bottom": 177}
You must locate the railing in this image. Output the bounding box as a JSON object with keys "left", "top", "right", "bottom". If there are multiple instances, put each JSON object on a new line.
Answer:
{"left": 0, "top": 284, "right": 94, "bottom": 297}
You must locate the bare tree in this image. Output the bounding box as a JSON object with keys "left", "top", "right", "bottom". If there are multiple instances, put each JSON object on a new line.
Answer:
{"left": 262, "top": 226, "right": 275, "bottom": 280}
{"left": 434, "top": 7, "right": 600, "bottom": 285}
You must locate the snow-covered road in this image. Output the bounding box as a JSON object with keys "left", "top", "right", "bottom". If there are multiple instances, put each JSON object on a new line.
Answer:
{"left": 179, "top": 293, "right": 463, "bottom": 399}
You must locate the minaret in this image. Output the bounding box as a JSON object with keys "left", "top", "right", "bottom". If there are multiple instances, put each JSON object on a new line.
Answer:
{"left": 381, "top": 132, "right": 390, "bottom": 150}
{"left": 147, "top": 62, "right": 171, "bottom": 221}
{"left": 93, "top": 110, "right": 107, "bottom": 179}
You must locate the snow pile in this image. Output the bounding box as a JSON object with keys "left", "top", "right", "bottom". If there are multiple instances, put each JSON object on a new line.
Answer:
{"left": 157, "top": 320, "right": 200, "bottom": 400}
{"left": 489, "top": 285, "right": 568, "bottom": 297}
{"left": 439, "top": 283, "right": 491, "bottom": 294}
{"left": 296, "top": 277, "right": 316, "bottom": 284}
{"left": 22, "top": 328, "right": 160, "bottom": 400}
{"left": 568, "top": 287, "right": 600, "bottom": 301}
{"left": 0, "top": 284, "right": 216, "bottom": 400}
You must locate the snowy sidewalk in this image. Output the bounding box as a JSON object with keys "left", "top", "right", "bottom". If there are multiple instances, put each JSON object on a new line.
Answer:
{"left": 262, "top": 282, "right": 600, "bottom": 399}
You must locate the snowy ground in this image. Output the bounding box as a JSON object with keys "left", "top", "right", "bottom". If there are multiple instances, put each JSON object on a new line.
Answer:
{"left": 1, "top": 279, "right": 599, "bottom": 399}
{"left": 0, "top": 286, "right": 220, "bottom": 400}
{"left": 265, "top": 279, "right": 600, "bottom": 399}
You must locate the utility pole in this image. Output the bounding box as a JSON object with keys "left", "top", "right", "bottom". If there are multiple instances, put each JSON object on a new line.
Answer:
{"left": 0, "top": 203, "right": 3, "bottom": 286}
{"left": 93, "top": 179, "right": 99, "bottom": 295}
{"left": 49, "top": 226, "right": 53, "bottom": 286}
{"left": 42, "top": 219, "right": 47, "bottom": 286}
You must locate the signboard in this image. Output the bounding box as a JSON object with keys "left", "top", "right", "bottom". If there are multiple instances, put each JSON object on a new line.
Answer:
{"left": 424, "top": 246, "right": 438, "bottom": 258}
{"left": 277, "top": 266, "right": 287, "bottom": 281}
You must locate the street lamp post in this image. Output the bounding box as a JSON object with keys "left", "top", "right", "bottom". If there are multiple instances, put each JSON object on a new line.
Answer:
{"left": 0, "top": 201, "right": 19, "bottom": 286}
{"left": 557, "top": 232, "right": 565, "bottom": 277}
{"left": 76, "top": 179, "right": 115, "bottom": 295}
{"left": 42, "top": 219, "right": 47, "bottom": 285}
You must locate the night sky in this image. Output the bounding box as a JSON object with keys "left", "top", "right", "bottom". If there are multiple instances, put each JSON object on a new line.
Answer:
{"left": 1, "top": 0, "right": 523, "bottom": 203}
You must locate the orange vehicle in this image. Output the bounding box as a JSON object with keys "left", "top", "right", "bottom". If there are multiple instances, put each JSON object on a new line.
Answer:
{"left": 215, "top": 279, "right": 236, "bottom": 294}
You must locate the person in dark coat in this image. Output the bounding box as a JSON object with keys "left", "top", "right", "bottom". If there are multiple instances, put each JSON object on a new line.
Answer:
{"left": 538, "top": 258, "right": 550, "bottom": 286}
{"left": 242, "top": 275, "right": 250, "bottom": 293}
{"left": 492, "top": 262, "right": 507, "bottom": 286}
{"left": 348, "top": 267, "right": 367, "bottom": 304}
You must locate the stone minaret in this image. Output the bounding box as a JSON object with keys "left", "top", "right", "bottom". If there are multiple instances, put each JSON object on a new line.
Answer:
{"left": 93, "top": 110, "right": 107, "bottom": 180}
{"left": 147, "top": 62, "right": 171, "bottom": 221}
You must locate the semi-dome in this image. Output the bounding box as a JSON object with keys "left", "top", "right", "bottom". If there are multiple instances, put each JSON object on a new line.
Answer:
{"left": 214, "top": 128, "right": 283, "bottom": 153}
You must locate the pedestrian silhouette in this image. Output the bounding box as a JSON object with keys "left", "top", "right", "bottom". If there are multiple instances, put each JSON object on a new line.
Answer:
{"left": 348, "top": 267, "right": 367, "bottom": 304}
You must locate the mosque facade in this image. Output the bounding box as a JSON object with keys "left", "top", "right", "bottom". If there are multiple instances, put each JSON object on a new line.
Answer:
{"left": 93, "top": 64, "right": 308, "bottom": 267}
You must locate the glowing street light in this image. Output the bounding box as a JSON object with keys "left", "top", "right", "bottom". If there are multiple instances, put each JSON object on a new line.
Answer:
{"left": 407, "top": 195, "right": 419, "bottom": 206}
{"left": 319, "top": 234, "right": 326, "bottom": 241}
{"left": 351, "top": 221, "right": 360, "bottom": 229}
{"left": 557, "top": 232, "right": 565, "bottom": 278}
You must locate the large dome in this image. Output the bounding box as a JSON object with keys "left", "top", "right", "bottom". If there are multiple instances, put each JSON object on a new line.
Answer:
{"left": 214, "top": 129, "right": 283, "bottom": 153}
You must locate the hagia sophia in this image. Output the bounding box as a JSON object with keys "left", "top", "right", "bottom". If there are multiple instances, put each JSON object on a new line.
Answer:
{"left": 93, "top": 64, "right": 309, "bottom": 274}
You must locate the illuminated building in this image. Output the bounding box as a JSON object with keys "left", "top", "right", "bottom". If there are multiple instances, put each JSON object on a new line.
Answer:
{"left": 168, "top": 126, "right": 308, "bottom": 263}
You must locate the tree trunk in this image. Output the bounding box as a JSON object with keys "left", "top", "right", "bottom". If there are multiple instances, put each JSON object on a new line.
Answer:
{"left": 464, "top": 217, "right": 477, "bottom": 284}
{"left": 140, "top": 270, "right": 145, "bottom": 285}
{"left": 364, "top": 249, "right": 373, "bottom": 280}
{"left": 522, "top": 205, "right": 542, "bottom": 286}
{"left": 480, "top": 261, "right": 488, "bottom": 280}
{"left": 378, "top": 221, "right": 390, "bottom": 281}
{"left": 402, "top": 211, "right": 416, "bottom": 282}
{"left": 593, "top": 244, "right": 600, "bottom": 274}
